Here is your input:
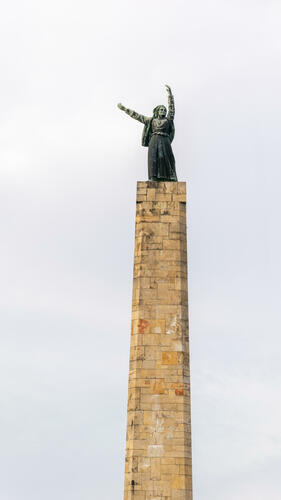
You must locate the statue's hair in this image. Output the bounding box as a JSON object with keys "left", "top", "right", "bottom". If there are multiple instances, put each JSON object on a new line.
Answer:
{"left": 153, "top": 105, "right": 167, "bottom": 118}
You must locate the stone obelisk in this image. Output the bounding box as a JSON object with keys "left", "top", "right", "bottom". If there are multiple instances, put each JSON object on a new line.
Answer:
{"left": 123, "top": 181, "right": 192, "bottom": 500}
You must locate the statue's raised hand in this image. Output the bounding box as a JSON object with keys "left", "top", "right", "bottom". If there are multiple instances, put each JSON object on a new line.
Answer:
{"left": 165, "top": 85, "right": 172, "bottom": 94}
{"left": 118, "top": 103, "right": 126, "bottom": 111}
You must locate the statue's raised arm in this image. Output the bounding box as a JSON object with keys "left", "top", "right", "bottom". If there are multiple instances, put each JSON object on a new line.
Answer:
{"left": 165, "top": 85, "right": 175, "bottom": 121}
{"left": 117, "top": 86, "right": 177, "bottom": 182}
{"left": 117, "top": 103, "right": 149, "bottom": 125}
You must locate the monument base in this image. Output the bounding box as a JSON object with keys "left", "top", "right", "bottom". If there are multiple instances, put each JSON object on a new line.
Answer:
{"left": 124, "top": 181, "right": 192, "bottom": 500}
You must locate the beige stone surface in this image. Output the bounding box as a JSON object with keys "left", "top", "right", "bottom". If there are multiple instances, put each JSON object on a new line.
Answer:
{"left": 124, "top": 182, "right": 192, "bottom": 500}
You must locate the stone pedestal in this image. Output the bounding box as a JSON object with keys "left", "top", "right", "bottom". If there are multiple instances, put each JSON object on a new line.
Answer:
{"left": 124, "top": 181, "right": 192, "bottom": 500}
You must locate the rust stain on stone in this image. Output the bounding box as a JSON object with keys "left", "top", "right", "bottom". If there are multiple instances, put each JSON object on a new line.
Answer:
{"left": 175, "top": 388, "right": 184, "bottom": 396}
{"left": 138, "top": 319, "right": 149, "bottom": 334}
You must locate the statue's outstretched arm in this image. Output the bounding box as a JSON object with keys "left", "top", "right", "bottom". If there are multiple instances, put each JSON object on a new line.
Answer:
{"left": 117, "top": 103, "right": 149, "bottom": 124}
{"left": 165, "top": 85, "right": 175, "bottom": 120}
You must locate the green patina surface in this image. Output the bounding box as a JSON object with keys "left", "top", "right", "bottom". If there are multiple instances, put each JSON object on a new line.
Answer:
{"left": 118, "top": 85, "right": 178, "bottom": 182}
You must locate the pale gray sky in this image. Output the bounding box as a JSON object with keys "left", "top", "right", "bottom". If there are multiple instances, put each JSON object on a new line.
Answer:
{"left": 0, "top": 1, "right": 281, "bottom": 499}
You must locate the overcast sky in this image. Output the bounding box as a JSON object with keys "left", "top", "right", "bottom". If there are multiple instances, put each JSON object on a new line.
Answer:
{"left": 1, "top": 1, "right": 281, "bottom": 499}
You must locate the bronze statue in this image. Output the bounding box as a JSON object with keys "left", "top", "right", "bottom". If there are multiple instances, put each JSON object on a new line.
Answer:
{"left": 118, "top": 85, "right": 177, "bottom": 181}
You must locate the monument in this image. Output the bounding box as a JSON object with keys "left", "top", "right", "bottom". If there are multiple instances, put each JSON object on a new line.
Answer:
{"left": 118, "top": 87, "right": 192, "bottom": 500}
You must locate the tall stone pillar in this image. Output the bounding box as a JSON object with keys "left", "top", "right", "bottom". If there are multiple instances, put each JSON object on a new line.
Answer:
{"left": 123, "top": 181, "right": 192, "bottom": 500}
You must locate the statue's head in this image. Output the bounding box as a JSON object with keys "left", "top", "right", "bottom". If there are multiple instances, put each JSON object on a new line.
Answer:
{"left": 153, "top": 105, "right": 167, "bottom": 118}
